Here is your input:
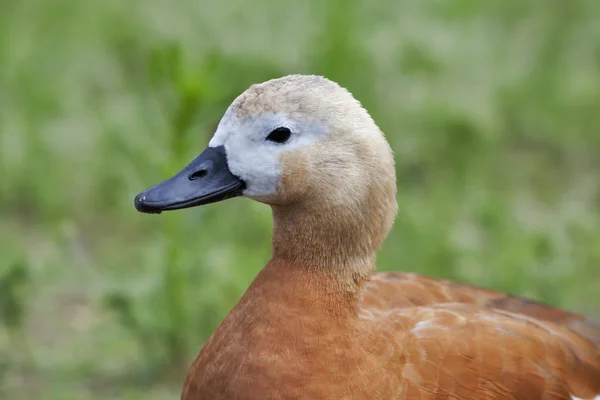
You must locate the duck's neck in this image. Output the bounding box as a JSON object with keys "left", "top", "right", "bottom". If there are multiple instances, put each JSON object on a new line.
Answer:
{"left": 249, "top": 257, "right": 363, "bottom": 316}
{"left": 270, "top": 201, "right": 381, "bottom": 290}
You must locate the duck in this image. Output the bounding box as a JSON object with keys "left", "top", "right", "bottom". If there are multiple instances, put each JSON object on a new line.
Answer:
{"left": 134, "top": 75, "right": 600, "bottom": 399}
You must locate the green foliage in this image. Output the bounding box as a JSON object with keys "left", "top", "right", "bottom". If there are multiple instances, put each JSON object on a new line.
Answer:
{"left": 0, "top": 261, "right": 29, "bottom": 331}
{"left": 1, "top": 0, "right": 599, "bottom": 398}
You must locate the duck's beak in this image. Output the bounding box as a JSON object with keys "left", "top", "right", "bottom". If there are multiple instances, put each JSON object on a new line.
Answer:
{"left": 134, "top": 145, "right": 245, "bottom": 214}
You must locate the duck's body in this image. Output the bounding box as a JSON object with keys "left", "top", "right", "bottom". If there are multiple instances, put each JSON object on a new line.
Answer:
{"left": 135, "top": 75, "right": 600, "bottom": 399}
{"left": 182, "top": 262, "right": 600, "bottom": 399}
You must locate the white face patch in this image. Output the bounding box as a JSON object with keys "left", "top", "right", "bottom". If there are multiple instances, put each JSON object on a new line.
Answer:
{"left": 208, "top": 111, "right": 325, "bottom": 198}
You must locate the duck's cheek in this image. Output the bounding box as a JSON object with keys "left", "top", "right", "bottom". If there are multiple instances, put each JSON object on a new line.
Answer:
{"left": 222, "top": 142, "right": 279, "bottom": 198}
{"left": 277, "top": 151, "right": 311, "bottom": 203}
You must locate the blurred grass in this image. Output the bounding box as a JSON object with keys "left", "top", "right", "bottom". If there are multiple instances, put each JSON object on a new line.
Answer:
{"left": 1, "top": 0, "right": 600, "bottom": 398}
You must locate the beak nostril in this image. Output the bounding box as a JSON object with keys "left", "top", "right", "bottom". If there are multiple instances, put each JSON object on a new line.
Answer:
{"left": 189, "top": 169, "right": 209, "bottom": 181}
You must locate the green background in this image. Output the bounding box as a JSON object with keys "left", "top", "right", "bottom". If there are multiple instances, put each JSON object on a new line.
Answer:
{"left": 1, "top": 0, "right": 599, "bottom": 398}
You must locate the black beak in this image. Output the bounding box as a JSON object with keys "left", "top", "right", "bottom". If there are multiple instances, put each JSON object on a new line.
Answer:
{"left": 134, "top": 145, "right": 245, "bottom": 214}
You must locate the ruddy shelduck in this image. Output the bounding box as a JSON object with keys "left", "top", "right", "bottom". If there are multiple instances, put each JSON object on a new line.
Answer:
{"left": 135, "top": 75, "right": 600, "bottom": 399}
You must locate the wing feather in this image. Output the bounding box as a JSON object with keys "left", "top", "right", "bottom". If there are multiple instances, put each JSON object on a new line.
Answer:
{"left": 363, "top": 272, "right": 600, "bottom": 346}
{"left": 372, "top": 303, "right": 600, "bottom": 398}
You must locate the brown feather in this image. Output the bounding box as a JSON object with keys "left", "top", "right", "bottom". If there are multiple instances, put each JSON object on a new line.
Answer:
{"left": 182, "top": 260, "right": 600, "bottom": 399}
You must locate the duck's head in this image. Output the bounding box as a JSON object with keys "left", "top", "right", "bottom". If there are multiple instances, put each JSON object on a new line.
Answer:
{"left": 135, "top": 75, "right": 397, "bottom": 269}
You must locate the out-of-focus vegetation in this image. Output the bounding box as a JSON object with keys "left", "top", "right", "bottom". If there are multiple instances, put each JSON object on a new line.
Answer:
{"left": 1, "top": 0, "right": 599, "bottom": 398}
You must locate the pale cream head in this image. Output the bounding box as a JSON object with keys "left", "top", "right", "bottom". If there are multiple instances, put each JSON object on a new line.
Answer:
{"left": 209, "top": 75, "right": 398, "bottom": 271}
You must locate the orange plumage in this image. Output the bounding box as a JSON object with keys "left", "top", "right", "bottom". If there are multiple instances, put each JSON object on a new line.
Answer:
{"left": 181, "top": 261, "right": 600, "bottom": 399}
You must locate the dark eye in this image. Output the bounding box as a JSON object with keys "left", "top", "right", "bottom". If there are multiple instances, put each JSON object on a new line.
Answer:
{"left": 266, "top": 127, "right": 291, "bottom": 144}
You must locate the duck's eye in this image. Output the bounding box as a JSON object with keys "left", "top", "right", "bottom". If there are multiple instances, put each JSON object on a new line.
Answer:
{"left": 266, "top": 127, "right": 291, "bottom": 144}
